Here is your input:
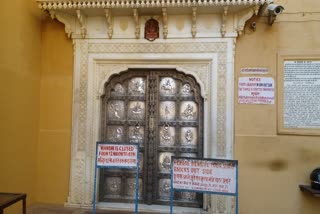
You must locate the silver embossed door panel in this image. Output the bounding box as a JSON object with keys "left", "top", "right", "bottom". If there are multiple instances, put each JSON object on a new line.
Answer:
{"left": 99, "top": 69, "right": 203, "bottom": 207}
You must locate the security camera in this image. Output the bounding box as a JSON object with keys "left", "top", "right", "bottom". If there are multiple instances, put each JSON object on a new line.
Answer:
{"left": 266, "top": 4, "right": 284, "bottom": 25}
{"left": 267, "top": 4, "right": 284, "bottom": 16}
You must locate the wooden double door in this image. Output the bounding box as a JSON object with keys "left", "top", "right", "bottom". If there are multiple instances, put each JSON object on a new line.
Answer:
{"left": 99, "top": 69, "right": 204, "bottom": 207}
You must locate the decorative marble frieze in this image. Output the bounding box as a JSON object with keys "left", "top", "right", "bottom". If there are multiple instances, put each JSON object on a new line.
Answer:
{"left": 38, "top": 0, "right": 270, "bottom": 10}
{"left": 39, "top": 0, "right": 267, "bottom": 39}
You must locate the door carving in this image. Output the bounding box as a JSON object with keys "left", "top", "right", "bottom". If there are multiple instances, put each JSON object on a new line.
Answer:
{"left": 99, "top": 69, "right": 204, "bottom": 207}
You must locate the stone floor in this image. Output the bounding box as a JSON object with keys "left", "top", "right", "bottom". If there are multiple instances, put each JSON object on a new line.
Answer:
{"left": 27, "top": 204, "right": 190, "bottom": 214}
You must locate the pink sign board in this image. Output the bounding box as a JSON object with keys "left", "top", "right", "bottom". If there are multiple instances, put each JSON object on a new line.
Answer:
{"left": 172, "top": 158, "right": 237, "bottom": 194}
{"left": 97, "top": 144, "right": 138, "bottom": 168}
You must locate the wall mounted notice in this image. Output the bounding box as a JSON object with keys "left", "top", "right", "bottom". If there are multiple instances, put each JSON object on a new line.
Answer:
{"left": 283, "top": 61, "right": 320, "bottom": 129}
{"left": 97, "top": 144, "right": 138, "bottom": 167}
{"left": 172, "top": 158, "right": 237, "bottom": 194}
{"left": 238, "top": 77, "right": 275, "bottom": 104}
{"left": 240, "top": 67, "right": 269, "bottom": 74}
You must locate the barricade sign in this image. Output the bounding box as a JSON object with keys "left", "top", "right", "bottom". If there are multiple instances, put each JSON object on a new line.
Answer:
{"left": 170, "top": 157, "right": 238, "bottom": 214}
{"left": 92, "top": 142, "right": 139, "bottom": 214}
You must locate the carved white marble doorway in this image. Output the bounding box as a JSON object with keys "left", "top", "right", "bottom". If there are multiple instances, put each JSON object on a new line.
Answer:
{"left": 67, "top": 38, "right": 235, "bottom": 213}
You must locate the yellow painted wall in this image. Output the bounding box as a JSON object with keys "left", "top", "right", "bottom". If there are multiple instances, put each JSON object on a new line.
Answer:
{"left": 1, "top": 0, "right": 319, "bottom": 213}
{"left": 36, "top": 18, "right": 73, "bottom": 204}
{"left": 235, "top": 0, "right": 320, "bottom": 213}
{"left": 0, "top": 0, "right": 41, "bottom": 213}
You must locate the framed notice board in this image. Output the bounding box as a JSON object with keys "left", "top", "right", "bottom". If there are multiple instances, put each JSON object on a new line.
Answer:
{"left": 277, "top": 52, "right": 320, "bottom": 135}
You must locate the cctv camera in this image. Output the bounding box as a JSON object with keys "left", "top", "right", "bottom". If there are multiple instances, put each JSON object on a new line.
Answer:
{"left": 267, "top": 4, "right": 284, "bottom": 16}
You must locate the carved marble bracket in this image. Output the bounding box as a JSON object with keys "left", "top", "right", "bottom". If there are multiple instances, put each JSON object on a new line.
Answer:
{"left": 236, "top": 5, "right": 260, "bottom": 36}
{"left": 49, "top": 10, "right": 75, "bottom": 38}
{"left": 133, "top": 9, "right": 140, "bottom": 39}
{"left": 220, "top": 6, "right": 228, "bottom": 38}
{"left": 162, "top": 8, "right": 168, "bottom": 39}
{"left": 76, "top": 10, "right": 87, "bottom": 38}
{"left": 191, "top": 7, "right": 197, "bottom": 38}
{"left": 105, "top": 9, "right": 113, "bottom": 39}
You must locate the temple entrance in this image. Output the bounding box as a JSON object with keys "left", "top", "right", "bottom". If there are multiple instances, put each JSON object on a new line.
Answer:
{"left": 98, "top": 69, "right": 204, "bottom": 207}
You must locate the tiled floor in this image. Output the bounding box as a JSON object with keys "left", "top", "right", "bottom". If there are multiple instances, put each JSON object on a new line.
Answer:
{"left": 27, "top": 204, "right": 169, "bottom": 214}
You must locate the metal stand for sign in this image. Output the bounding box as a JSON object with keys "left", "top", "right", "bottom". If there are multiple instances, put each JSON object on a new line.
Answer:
{"left": 92, "top": 142, "right": 139, "bottom": 214}
{"left": 170, "top": 157, "right": 238, "bottom": 214}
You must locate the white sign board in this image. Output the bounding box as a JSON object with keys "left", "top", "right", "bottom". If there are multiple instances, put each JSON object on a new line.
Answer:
{"left": 238, "top": 77, "right": 275, "bottom": 104}
{"left": 97, "top": 144, "right": 138, "bottom": 167}
{"left": 240, "top": 67, "right": 269, "bottom": 74}
{"left": 172, "top": 158, "right": 237, "bottom": 194}
{"left": 93, "top": 143, "right": 140, "bottom": 214}
{"left": 283, "top": 60, "right": 320, "bottom": 129}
